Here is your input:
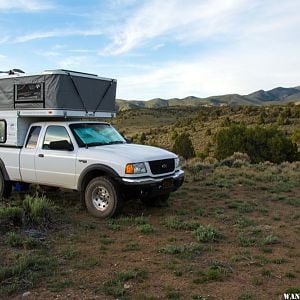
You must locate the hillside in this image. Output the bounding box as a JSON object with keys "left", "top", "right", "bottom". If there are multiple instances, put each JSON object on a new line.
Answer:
{"left": 112, "top": 104, "right": 300, "bottom": 159}
{"left": 116, "top": 86, "right": 300, "bottom": 111}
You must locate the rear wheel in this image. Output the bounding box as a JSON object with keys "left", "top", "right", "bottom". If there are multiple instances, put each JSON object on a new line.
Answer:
{"left": 84, "top": 176, "right": 123, "bottom": 218}
{"left": 0, "top": 171, "right": 12, "bottom": 199}
{"left": 141, "top": 193, "right": 170, "bottom": 207}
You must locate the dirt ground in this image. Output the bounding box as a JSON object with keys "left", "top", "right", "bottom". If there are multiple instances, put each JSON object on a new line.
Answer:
{"left": 1, "top": 162, "right": 300, "bottom": 300}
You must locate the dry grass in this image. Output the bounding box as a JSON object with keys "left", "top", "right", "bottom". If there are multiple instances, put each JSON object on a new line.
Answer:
{"left": 0, "top": 161, "right": 299, "bottom": 299}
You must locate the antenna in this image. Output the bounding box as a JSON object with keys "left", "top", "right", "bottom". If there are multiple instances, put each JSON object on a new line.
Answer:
{"left": 0, "top": 69, "right": 25, "bottom": 75}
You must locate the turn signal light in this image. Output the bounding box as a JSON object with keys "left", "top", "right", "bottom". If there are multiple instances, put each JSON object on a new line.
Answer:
{"left": 125, "top": 163, "right": 134, "bottom": 174}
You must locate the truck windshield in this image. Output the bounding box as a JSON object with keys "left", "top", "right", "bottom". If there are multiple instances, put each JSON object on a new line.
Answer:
{"left": 70, "top": 123, "right": 126, "bottom": 147}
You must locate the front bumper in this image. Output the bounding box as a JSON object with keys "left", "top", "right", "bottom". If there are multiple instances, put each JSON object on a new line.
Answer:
{"left": 121, "top": 169, "right": 184, "bottom": 185}
{"left": 119, "top": 170, "right": 184, "bottom": 198}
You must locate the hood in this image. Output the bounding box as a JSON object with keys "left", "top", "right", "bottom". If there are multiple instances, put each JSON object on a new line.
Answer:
{"left": 79, "top": 143, "right": 177, "bottom": 163}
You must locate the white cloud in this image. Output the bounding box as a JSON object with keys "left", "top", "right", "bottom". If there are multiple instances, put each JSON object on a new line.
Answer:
{"left": 0, "top": 0, "right": 53, "bottom": 11}
{"left": 57, "top": 56, "right": 90, "bottom": 69}
{"left": 110, "top": 0, "right": 300, "bottom": 99}
{"left": 102, "top": 0, "right": 248, "bottom": 55}
{"left": 2, "top": 0, "right": 299, "bottom": 101}
{"left": 14, "top": 28, "right": 103, "bottom": 43}
{"left": 0, "top": 36, "right": 9, "bottom": 44}
{"left": 117, "top": 37, "right": 300, "bottom": 100}
{"left": 151, "top": 43, "right": 164, "bottom": 51}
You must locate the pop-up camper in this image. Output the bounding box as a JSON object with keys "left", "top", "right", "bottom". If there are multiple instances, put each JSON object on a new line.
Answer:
{"left": 0, "top": 69, "right": 117, "bottom": 146}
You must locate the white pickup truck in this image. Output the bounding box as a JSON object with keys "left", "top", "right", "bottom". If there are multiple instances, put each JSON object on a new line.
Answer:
{"left": 0, "top": 120, "right": 184, "bottom": 218}
{"left": 0, "top": 69, "right": 184, "bottom": 218}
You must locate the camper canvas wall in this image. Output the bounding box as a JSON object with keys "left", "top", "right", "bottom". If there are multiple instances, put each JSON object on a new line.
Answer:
{"left": 0, "top": 69, "right": 117, "bottom": 113}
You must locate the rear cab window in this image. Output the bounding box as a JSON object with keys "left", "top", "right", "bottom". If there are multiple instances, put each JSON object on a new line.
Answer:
{"left": 0, "top": 120, "right": 7, "bottom": 143}
{"left": 25, "top": 126, "right": 41, "bottom": 149}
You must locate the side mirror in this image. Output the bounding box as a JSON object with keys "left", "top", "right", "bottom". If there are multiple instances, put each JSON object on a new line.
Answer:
{"left": 124, "top": 137, "right": 132, "bottom": 144}
{"left": 49, "top": 140, "right": 74, "bottom": 151}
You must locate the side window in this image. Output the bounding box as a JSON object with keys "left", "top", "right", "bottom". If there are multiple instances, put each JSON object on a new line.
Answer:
{"left": 43, "top": 126, "right": 73, "bottom": 151}
{"left": 0, "top": 120, "right": 6, "bottom": 143}
{"left": 25, "top": 126, "right": 41, "bottom": 149}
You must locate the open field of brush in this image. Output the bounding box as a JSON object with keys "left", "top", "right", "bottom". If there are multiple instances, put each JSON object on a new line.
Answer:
{"left": 0, "top": 105, "right": 300, "bottom": 299}
{"left": 0, "top": 155, "right": 299, "bottom": 299}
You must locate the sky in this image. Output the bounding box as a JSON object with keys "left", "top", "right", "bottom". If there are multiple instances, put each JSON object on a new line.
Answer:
{"left": 0, "top": 0, "right": 299, "bottom": 100}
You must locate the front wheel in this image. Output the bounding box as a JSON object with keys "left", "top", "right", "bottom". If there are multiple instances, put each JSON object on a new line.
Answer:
{"left": 84, "top": 176, "right": 123, "bottom": 218}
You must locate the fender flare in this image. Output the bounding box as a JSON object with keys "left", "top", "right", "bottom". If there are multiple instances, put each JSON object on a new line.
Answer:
{"left": 77, "top": 164, "right": 120, "bottom": 191}
{"left": 0, "top": 158, "right": 10, "bottom": 181}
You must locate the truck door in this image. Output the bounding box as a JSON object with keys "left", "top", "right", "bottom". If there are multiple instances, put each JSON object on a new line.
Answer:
{"left": 35, "top": 125, "right": 77, "bottom": 189}
{"left": 20, "top": 126, "right": 42, "bottom": 182}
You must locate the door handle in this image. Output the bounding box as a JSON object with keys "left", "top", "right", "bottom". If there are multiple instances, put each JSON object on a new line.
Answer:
{"left": 38, "top": 154, "right": 44, "bottom": 158}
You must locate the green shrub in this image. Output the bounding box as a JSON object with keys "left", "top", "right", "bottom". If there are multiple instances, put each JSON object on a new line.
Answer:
{"left": 139, "top": 132, "right": 146, "bottom": 144}
{"left": 238, "top": 234, "right": 256, "bottom": 247}
{"left": 215, "top": 125, "right": 298, "bottom": 163}
{"left": 6, "top": 232, "right": 23, "bottom": 247}
{"left": 193, "top": 225, "right": 223, "bottom": 242}
{"left": 291, "top": 129, "right": 300, "bottom": 144}
{"left": 0, "top": 255, "right": 56, "bottom": 295}
{"left": 159, "top": 243, "right": 203, "bottom": 257}
{"left": 5, "top": 232, "right": 40, "bottom": 249}
{"left": 195, "top": 262, "right": 229, "bottom": 283}
{"left": 263, "top": 234, "right": 280, "bottom": 245}
{"left": 163, "top": 216, "right": 199, "bottom": 231}
{"left": 103, "top": 269, "right": 147, "bottom": 298}
{"left": 172, "top": 133, "right": 195, "bottom": 159}
{"left": 136, "top": 224, "right": 155, "bottom": 234}
{"left": 22, "top": 194, "right": 54, "bottom": 228}
{"left": 0, "top": 207, "right": 22, "bottom": 226}
{"left": 218, "top": 152, "right": 250, "bottom": 168}
{"left": 238, "top": 292, "right": 255, "bottom": 300}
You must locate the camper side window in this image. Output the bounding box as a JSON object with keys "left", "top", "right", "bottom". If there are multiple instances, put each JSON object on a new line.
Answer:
{"left": 0, "top": 120, "right": 6, "bottom": 143}
{"left": 25, "top": 126, "right": 41, "bottom": 149}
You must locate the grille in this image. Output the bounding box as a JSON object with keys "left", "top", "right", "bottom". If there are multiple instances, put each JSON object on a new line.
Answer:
{"left": 149, "top": 159, "right": 175, "bottom": 175}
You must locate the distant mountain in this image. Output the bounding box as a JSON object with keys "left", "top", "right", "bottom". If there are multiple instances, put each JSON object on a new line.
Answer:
{"left": 116, "top": 86, "right": 300, "bottom": 111}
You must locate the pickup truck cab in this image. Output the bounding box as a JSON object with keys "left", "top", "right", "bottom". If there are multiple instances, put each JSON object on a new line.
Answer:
{"left": 0, "top": 120, "right": 184, "bottom": 218}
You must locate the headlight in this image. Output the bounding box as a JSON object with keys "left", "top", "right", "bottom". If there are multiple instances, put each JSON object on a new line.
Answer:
{"left": 175, "top": 157, "right": 180, "bottom": 168}
{"left": 125, "top": 162, "right": 147, "bottom": 174}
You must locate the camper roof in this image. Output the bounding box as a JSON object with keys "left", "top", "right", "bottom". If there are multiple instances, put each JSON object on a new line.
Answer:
{"left": 0, "top": 69, "right": 114, "bottom": 82}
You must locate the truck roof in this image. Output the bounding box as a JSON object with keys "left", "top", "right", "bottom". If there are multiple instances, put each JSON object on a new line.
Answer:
{"left": 30, "top": 120, "right": 111, "bottom": 126}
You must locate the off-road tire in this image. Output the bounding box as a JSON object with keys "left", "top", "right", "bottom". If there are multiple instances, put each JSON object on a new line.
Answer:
{"left": 84, "top": 176, "right": 123, "bottom": 218}
{"left": 0, "top": 171, "right": 12, "bottom": 199}
{"left": 141, "top": 193, "right": 170, "bottom": 207}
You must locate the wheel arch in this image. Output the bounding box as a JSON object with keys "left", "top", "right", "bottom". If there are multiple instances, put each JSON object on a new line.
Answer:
{"left": 0, "top": 158, "right": 10, "bottom": 181}
{"left": 77, "top": 164, "right": 120, "bottom": 192}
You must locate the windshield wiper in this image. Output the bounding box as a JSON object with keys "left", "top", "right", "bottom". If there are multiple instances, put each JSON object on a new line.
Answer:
{"left": 86, "top": 142, "right": 108, "bottom": 147}
{"left": 85, "top": 141, "right": 125, "bottom": 147}
{"left": 106, "top": 141, "right": 126, "bottom": 145}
